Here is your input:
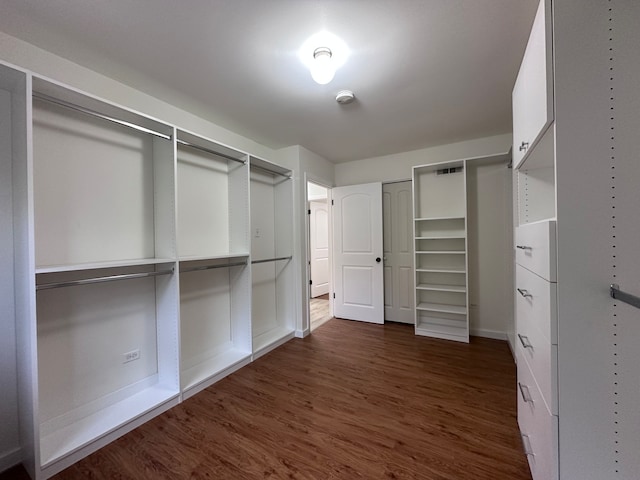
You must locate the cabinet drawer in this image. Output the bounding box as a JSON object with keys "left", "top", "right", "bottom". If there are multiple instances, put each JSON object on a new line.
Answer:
{"left": 517, "top": 347, "right": 558, "bottom": 480}
{"left": 515, "top": 220, "right": 556, "bottom": 282}
{"left": 516, "top": 264, "right": 557, "bottom": 344}
{"left": 516, "top": 320, "right": 557, "bottom": 414}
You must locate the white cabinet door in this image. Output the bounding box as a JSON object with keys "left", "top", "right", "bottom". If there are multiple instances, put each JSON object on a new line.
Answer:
{"left": 332, "top": 183, "right": 384, "bottom": 324}
{"left": 513, "top": 0, "right": 552, "bottom": 169}
{"left": 383, "top": 181, "right": 414, "bottom": 324}
{"left": 309, "top": 200, "right": 329, "bottom": 298}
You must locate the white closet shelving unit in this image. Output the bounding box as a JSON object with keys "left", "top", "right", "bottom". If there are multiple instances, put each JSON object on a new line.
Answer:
{"left": 249, "top": 156, "right": 295, "bottom": 359}
{"left": 20, "top": 76, "right": 181, "bottom": 478}
{"left": 412, "top": 160, "right": 469, "bottom": 342}
{"left": 2, "top": 61, "right": 299, "bottom": 479}
{"left": 176, "top": 130, "right": 252, "bottom": 399}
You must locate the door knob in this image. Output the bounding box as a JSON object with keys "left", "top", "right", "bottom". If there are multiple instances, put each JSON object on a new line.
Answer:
{"left": 376, "top": 257, "right": 381, "bottom": 263}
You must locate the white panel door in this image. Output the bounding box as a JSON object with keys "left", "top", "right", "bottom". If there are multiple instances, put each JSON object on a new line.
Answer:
{"left": 310, "top": 200, "right": 329, "bottom": 297}
{"left": 332, "top": 183, "right": 383, "bottom": 324}
{"left": 383, "top": 181, "right": 414, "bottom": 324}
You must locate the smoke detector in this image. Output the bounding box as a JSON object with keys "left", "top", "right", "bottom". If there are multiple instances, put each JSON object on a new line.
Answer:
{"left": 336, "top": 90, "right": 355, "bottom": 105}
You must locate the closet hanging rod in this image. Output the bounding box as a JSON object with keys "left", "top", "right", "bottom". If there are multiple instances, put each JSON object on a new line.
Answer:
{"left": 610, "top": 284, "right": 640, "bottom": 310}
{"left": 181, "top": 261, "right": 247, "bottom": 273}
{"left": 251, "top": 256, "right": 292, "bottom": 265}
{"left": 177, "top": 139, "right": 246, "bottom": 164}
{"left": 33, "top": 93, "right": 172, "bottom": 141}
{"left": 36, "top": 268, "right": 174, "bottom": 291}
{"left": 251, "top": 164, "right": 292, "bottom": 179}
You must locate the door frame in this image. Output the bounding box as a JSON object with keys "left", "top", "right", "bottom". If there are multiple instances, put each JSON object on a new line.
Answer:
{"left": 304, "top": 174, "right": 333, "bottom": 333}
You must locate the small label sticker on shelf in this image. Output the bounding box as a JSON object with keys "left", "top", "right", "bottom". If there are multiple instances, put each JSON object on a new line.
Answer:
{"left": 123, "top": 349, "right": 140, "bottom": 363}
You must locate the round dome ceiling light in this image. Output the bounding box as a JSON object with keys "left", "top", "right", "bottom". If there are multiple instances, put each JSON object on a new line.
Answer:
{"left": 335, "top": 90, "right": 355, "bottom": 105}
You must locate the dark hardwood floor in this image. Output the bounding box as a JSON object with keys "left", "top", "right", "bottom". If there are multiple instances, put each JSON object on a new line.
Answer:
{"left": 2, "top": 319, "right": 531, "bottom": 480}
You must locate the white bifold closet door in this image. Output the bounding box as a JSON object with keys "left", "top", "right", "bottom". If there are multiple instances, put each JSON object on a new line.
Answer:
{"left": 383, "top": 181, "right": 414, "bottom": 324}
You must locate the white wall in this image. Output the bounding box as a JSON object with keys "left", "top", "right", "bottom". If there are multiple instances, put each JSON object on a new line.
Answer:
{"left": 0, "top": 31, "right": 277, "bottom": 161}
{"left": 335, "top": 134, "right": 512, "bottom": 186}
{"left": 307, "top": 183, "right": 328, "bottom": 201}
{"left": 277, "top": 145, "right": 335, "bottom": 337}
{"left": 335, "top": 137, "right": 514, "bottom": 340}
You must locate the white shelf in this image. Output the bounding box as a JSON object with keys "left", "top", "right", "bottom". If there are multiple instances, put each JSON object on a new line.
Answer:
{"left": 416, "top": 302, "right": 466, "bottom": 315}
{"left": 416, "top": 283, "right": 466, "bottom": 293}
{"left": 40, "top": 384, "right": 178, "bottom": 468}
{"left": 416, "top": 267, "right": 466, "bottom": 273}
{"left": 178, "top": 253, "right": 249, "bottom": 263}
{"left": 415, "top": 251, "right": 465, "bottom": 255}
{"left": 252, "top": 326, "right": 295, "bottom": 357}
{"left": 416, "top": 236, "right": 465, "bottom": 240}
{"left": 36, "top": 258, "right": 176, "bottom": 274}
{"left": 415, "top": 321, "right": 468, "bottom": 342}
{"left": 415, "top": 216, "right": 465, "bottom": 222}
{"left": 181, "top": 347, "right": 251, "bottom": 393}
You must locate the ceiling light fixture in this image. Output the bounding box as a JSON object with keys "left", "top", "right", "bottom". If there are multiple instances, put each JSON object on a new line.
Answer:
{"left": 310, "top": 47, "right": 335, "bottom": 85}
{"left": 299, "top": 32, "right": 349, "bottom": 86}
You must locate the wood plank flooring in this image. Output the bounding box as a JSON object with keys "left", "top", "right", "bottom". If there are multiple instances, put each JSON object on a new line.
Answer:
{"left": 2, "top": 319, "right": 531, "bottom": 480}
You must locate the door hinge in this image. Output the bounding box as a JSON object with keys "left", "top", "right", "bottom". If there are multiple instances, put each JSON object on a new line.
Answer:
{"left": 333, "top": 292, "right": 335, "bottom": 299}
{"left": 308, "top": 209, "right": 311, "bottom": 214}
{"left": 309, "top": 280, "right": 312, "bottom": 285}
{"left": 331, "top": 199, "right": 334, "bottom": 206}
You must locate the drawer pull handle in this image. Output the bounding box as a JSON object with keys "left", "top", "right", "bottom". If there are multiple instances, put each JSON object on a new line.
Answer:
{"left": 519, "top": 141, "right": 529, "bottom": 152}
{"left": 516, "top": 245, "right": 531, "bottom": 250}
{"left": 517, "top": 288, "right": 533, "bottom": 298}
{"left": 518, "top": 334, "right": 533, "bottom": 349}
{"left": 518, "top": 382, "right": 533, "bottom": 403}
{"left": 521, "top": 434, "right": 535, "bottom": 456}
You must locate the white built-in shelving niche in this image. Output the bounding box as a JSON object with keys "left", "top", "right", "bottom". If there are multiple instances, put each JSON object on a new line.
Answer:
{"left": 249, "top": 157, "right": 295, "bottom": 358}
{"left": 176, "top": 130, "right": 252, "bottom": 398}
{"left": 29, "top": 76, "right": 181, "bottom": 478}
{"left": 516, "top": 125, "right": 556, "bottom": 226}
{"left": 412, "top": 161, "right": 469, "bottom": 342}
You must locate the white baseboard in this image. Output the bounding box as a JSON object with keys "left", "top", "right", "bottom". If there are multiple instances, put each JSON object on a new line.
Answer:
{"left": 295, "top": 329, "right": 309, "bottom": 338}
{"left": 0, "top": 446, "right": 22, "bottom": 474}
{"left": 470, "top": 328, "right": 507, "bottom": 341}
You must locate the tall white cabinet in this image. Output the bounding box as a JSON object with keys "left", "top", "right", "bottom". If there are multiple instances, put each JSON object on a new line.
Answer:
{"left": 412, "top": 161, "right": 469, "bottom": 342}
{"left": 3, "top": 67, "right": 297, "bottom": 479}
{"left": 514, "top": 1, "right": 640, "bottom": 479}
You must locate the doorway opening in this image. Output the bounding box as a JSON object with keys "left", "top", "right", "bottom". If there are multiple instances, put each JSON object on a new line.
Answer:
{"left": 307, "top": 181, "right": 332, "bottom": 332}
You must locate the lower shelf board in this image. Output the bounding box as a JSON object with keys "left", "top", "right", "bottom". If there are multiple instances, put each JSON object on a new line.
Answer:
{"left": 416, "top": 302, "right": 466, "bottom": 315}
{"left": 181, "top": 347, "right": 252, "bottom": 394}
{"left": 253, "top": 325, "right": 295, "bottom": 358}
{"left": 415, "top": 314, "right": 469, "bottom": 343}
{"left": 416, "top": 283, "right": 466, "bottom": 293}
{"left": 39, "top": 383, "right": 179, "bottom": 469}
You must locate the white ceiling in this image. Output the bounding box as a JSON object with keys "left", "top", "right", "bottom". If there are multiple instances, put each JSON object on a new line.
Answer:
{"left": 0, "top": 0, "right": 537, "bottom": 163}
